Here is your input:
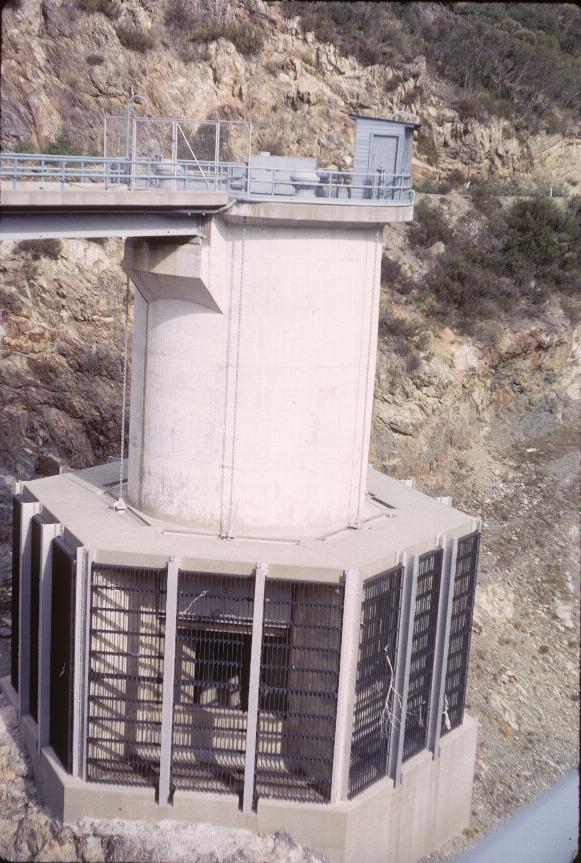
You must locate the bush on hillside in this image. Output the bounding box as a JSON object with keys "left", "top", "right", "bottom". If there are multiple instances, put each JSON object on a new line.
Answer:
{"left": 188, "top": 19, "right": 264, "bottom": 56}
{"left": 115, "top": 22, "right": 156, "bottom": 52}
{"left": 409, "top": 198, "right": 452, "bottom": 247}
{"left": 17, "top": 239, "right": 62, "bottom": 260}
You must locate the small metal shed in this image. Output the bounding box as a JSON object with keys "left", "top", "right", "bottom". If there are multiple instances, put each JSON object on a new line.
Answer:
{"left": 349, "top": 114, "right": 419, "bottom": 200}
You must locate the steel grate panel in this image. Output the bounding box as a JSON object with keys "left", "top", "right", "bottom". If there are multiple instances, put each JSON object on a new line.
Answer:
{"left": 49, "top": 538, "right": 76, "bottom": 772}
{"left": 402, "top": 548, "right": 443, "bottom": 763}
{"left": 86, "top": 565, "right": 166, "bottom": 786}
{"left": 348, "top": 565, "right": 403, "bottom": 799}
{"left": 254, "top": 580, "right": 344, "bottom": 804}
{"left": 441, "top": 532, "right": 481, "bottom": 735}
{"left": 10, "top": 497, "right": 21, "bottom": 692}
{"left": 171, "top": 572, "right": 255, "bottom": 796}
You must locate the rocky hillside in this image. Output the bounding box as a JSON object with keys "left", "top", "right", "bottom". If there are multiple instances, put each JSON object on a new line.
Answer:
{"left": 1, "top": 0, "right": 579, "bottom": 493}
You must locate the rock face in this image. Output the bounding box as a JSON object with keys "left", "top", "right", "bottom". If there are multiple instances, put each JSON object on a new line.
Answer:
{"left": 3, "top": 0, "right": 578, "bottom": 180}
{"left": 0, "top": 238, "right": 126, "bottom": 504}
{"left": 0, "top": 0, "right": 578, "bottom": 502}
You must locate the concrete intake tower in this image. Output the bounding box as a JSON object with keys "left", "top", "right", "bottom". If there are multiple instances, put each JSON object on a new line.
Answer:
{"left": 3, "top": 112, "right": 480, "bottom": 863}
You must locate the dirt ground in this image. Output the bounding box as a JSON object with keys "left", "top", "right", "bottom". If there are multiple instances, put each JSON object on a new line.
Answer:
{"left": 420, "top": 412, "right": 580, "bottom": 859}
{"left": 0, "top": 410, "right": 578, "bottom": 862}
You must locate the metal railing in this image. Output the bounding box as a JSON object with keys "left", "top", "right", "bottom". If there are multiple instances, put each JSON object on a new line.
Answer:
{"left": 0, "top": 152, "right": 414, "bottom": 205}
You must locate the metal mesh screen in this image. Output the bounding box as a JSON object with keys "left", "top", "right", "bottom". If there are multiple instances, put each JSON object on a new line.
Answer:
{"left": 402, "top": 548, "right": 443, "bottom": 763}
{"left": 29, "top": 516, "right": 42, "bottom": 722}
{"left": 254, "top": 580, "right": 344, "bottom": 804}
{"left": 171, "top": 572, "right": 255, "bottom": 796}
{"left": 441, "top": 532, "right": 480, "bottom": 735}
{"left": 86, "top": 564, "right": 166, "bottom": 786}
{"left": 104, "top": 116, "right": 250, "bottom": 165}
{"left": 49, "top": 538, "right": 76, "bottom": 772}
{"left": 348, "top": 565, "right": 403, "bottom": 799}
{"left": 10, "top": 497, "right": 21, "bottom": 692}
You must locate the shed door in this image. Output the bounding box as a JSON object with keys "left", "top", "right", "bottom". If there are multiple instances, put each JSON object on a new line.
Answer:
{"left": 369, "top": 134, "right": 399, "bottom": 199}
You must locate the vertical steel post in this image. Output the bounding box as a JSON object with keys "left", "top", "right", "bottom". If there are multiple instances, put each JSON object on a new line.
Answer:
{"left": 81, "top": 548, "right": 95, "bottom": 781}
{"left": 246, "top": 120, "right": 253, "bottom": 195}
{"left": 158, "top": 555, "right": 179, "bottom": 806}
{"left": 37, "top": 520, "right": 61, "bottom": 751}
{"left": 214, "top": 121, "right": 220, "bottom": 167}
{"left": 242, "top": 562, "right": 267, "bottom": 814}
{"left": 130, "top": 118, "right": 137, "bottom": 190}
{"left": 426, "top": 535, "right": 458, "bottom": 758}
{"left": 72, "top": 546, "right": 88, "bottom": 777}
{"left": 330, "top": 568, "right": 363, "bottom": 802}
{"left": 387, "top": 551, "right": 419, "bottom": 786}
{"left": 171, "top": 120, "right": 178, "bottom": 192}
{"left": 16, "top": 497, "right": 41, "bottom": 720}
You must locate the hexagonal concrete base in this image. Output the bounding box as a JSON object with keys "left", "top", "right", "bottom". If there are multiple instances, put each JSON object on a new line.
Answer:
{"left": 1, "top": 677, "right": 477, "bottom": 863}
{"left": 9, "top": 462, "right": 479, "bottom": 862}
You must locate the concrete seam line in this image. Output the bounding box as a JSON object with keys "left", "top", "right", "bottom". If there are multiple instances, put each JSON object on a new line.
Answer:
{"left": 226, "top": 217, "right": 247, "bottom": 539}
{"left": 355, "top": 227, "right": 380, "bottom": 526}
{"left": 219, "top": 222, "right": 237, "bottom": 537}
{"left": 347, "top": 233, "right": 371, "bottom": 527}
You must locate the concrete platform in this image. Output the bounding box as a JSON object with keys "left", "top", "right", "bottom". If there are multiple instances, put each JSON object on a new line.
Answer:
{"left": 20, "top": 463, "right": 476, "bottom": 579}
{"left": 0, "top": 186, "right": 229, "bottom": 211}
{"left": 1, "top": 676, "right": 477, "bottom": 863}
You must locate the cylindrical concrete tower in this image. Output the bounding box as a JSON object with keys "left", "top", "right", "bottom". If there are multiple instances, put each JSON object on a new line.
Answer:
{"left": 123, "top": 211, "right": 382, "bottom": 538}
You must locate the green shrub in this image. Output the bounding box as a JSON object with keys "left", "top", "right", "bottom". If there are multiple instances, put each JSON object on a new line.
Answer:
{"left": 380, "top": 255, "right": 413, "bottom": 294}
{"left": 227, "top": 20, "right": 264, "bottom": 57}
{"left": 116, "top": 22, "right": 156, "bottom": 52}
{"left": 189, "top": 19, "right": 264, "bottom": 57}
{"left": 13, "top": 139, "right": 36, "bottom": 153}
{"left": 415, "top": 178, "right": 454, "bottom": 195}
{"left": 46, "top": 135, "right": 81, "bottom": 155}
{"left": 164, "top": 0, "right": 204, "bottom": 29}
{"left": 85, "top": 53, "right": 105, "bottom": 65}
{"left": 502, "top": 198, "right": 564, "bottom": 276}
{"left": 409, "top": 199, "right": 452, "bottom": 247}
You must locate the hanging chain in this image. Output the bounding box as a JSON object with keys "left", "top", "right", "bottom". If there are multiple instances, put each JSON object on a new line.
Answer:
{"left": 115, "top": 276, "right": 131, "bottom": 510}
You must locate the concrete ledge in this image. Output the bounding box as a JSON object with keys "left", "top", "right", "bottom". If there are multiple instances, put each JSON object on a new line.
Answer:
{"left": 224, "top": 200, "right": 414, "bottom": 227}
{"left": 25, "top": 715, "right": 477, "bottom": 863}
{"left": 0, "top": 188, "right": 229, "bottom": 211}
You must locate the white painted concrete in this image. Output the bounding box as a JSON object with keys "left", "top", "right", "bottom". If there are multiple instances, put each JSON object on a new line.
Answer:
{"left": 126, "top": 218, "right": 382, "bottom": 537}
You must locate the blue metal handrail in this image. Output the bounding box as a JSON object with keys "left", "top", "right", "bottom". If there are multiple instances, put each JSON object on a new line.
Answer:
{"left": 0, "top": 152, "right": 414, "bottom": 205}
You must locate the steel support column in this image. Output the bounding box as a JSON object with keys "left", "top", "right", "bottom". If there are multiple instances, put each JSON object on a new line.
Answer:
{"left": 242, "top": 562, "right": 267, "bottom": 814}
{"left": 387, "top": 551, "right": 419, "bottom": 785}
{"left": 427, "top": 535, "right": 458, "bottom": 758}
{"left": 72, "top": 546, "right": 88, "bottom": 777}
{"left": 81, "top": 549, "right": 95, "bottom": 781}
{"left": 158, "top": 556, "right": 179, "bottom": 806}
{"left": 330, "top": 567, "right": 363, "bottom": 802}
